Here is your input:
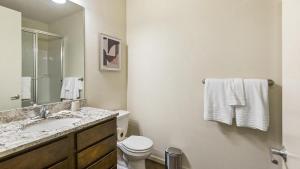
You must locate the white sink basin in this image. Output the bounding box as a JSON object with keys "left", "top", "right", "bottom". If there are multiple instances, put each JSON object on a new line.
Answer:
{"left": 22, "top": 118, "right": 81, "bottom": 132}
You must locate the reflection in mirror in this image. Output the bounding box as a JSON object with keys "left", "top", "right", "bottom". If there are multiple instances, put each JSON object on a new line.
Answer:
{"left": 0, "top": 0, "right": 85, "bottom": 110}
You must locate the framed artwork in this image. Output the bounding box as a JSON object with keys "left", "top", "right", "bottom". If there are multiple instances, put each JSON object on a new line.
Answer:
{"left": 100, "top": 34, "right": 121, "bottom": 71}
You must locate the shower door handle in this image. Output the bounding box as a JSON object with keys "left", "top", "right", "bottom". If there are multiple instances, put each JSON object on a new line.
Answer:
{"left": 10, "top": 94, "right": 20, "bottom": 100}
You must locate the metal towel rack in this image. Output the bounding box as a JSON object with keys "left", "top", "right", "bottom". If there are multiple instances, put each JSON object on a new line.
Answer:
{"left": 202, "top": 79, "right": 274, "bottom": 86}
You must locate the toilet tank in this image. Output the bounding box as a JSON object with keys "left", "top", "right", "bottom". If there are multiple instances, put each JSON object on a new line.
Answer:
{"left": 117, "top": 110, "right": 130, "bottom": 136}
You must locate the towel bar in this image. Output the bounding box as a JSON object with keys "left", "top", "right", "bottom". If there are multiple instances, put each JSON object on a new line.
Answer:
{"left": 202, "top": 79, "right": 274, "bottom": 86}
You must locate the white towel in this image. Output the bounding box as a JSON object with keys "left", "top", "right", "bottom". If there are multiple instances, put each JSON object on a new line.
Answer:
{"left": 60, "top": 78, "right": 70, "bottom": 99}
{"left": 73, "top": 78, "right": 83, "bottom": 99}
{"left": 235, "top": 79, "right": 269, "bottom": 131}
{"left": 226, "top": 79, "right": 245, "bottom": 106}
{"left": 60, "top": 77, "right": 83, "bottom": 100}
{"left": 204, "top": 79, "right": 234, "bottom": 125}
{"left": 21, "top": 77, "right": 31, "bottom": 99}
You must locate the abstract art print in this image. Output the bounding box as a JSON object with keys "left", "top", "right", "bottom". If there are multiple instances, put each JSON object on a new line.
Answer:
{"left": 100, "top": 34, "right": 121, "bottom": 71}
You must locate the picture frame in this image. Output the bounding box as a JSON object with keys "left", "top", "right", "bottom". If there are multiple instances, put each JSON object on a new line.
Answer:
{"left": 99, "top": 33, "right": 121, "bottom": 71}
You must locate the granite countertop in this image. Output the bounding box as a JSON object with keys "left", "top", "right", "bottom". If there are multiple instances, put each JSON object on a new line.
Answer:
{"left": 0, "top": 107, "right": 118, "bottom": 159}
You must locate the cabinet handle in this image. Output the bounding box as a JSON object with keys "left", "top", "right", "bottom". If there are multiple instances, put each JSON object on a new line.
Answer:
{"left": 10, "top": 95, "right": 20, "bottom": 100}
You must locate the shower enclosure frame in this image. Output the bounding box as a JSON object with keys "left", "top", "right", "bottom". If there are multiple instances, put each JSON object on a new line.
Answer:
{"left": 22, "top": 27, "right": 64, "bottom": 105}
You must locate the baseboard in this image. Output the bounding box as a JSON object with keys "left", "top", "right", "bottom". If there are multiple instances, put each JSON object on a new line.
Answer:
{"left": 148, "top": 154, "right": 190, "bottom": 169}
{"left": 148, "top": 154, "right": 165, "bottom": 165}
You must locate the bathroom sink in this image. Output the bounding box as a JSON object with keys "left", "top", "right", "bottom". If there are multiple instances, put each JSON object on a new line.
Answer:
{"left": 22, "top": 118, "right": 81, "bottom": 132}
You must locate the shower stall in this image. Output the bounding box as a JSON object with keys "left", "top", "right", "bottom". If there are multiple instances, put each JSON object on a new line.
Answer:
{"left": 22, "top": 28, "right": 63, "bottom": 107}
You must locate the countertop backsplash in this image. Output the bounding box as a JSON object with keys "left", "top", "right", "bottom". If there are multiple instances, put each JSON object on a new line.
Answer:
{"left": 0, "top": 99, "right": 86, "bottom": 124}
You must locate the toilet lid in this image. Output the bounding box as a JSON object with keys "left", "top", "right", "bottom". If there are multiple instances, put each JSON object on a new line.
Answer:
{"left": 121, "top": 136, "right": 153, "bottom": 151}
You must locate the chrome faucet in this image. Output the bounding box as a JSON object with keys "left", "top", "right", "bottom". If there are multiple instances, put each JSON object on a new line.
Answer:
{"left": 39, "top": 105, "right": 49, "bottom": 119}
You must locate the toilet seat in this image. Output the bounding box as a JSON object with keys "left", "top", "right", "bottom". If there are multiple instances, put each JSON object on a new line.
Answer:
{"left": 118, "top": 144, "right": 152, "bottom": 160}
{"left": 120, "top": 136, "right": 153, "bottom": 153}
{"left": 119, "top": 143, "right": 151, "bottom": 153}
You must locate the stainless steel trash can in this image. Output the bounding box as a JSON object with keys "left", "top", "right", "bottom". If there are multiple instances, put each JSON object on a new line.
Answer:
{"left": 165, "top": 147, "right": 182, "bottom": 169}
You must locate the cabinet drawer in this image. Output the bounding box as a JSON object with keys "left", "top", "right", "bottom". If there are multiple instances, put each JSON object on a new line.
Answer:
{"left": 77, "top": 119, "right": 116, "bottom": 151}
{"left": 0, "top": 137, "right": 69, "bottom": 169}
{"left": 47, "top": 159, "right": 68, "bottom": 169}
{"left": 86, "top": 150, "right": 117, "bottom": 169}
{"left": 77, "top": 135, "right": 117, "bottom": 169}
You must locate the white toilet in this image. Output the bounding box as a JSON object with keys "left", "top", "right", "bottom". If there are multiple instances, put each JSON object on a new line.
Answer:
{"left": 117, "top": 111, "right": 153, "bottom": 169}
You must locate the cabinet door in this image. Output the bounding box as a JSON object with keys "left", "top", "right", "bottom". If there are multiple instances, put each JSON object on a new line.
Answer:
{"left": 0, "top": 5, "right": 22, "bottom": 110}
{"left": 86, "top": 150, "right": 117, "bottom": 169}
{"left": 0, "top": 138, "right": 69, "bottom": 169}
{"left": 47, "top": 160, "right": 68, "bottom": 169}
{"left": 77, "top": 135, "right": 117, "bottom": 169}
{"left": 77, "top": 119, "right": 116, "bottom": 151}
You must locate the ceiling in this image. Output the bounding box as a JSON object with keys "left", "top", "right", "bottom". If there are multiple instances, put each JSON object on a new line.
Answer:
{"left": 0, "top": 0, "right": 83, "bottom": 23}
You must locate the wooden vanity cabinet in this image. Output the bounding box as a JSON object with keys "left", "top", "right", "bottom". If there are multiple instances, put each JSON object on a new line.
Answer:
{"left": 0, "top": 118, "right": 117, "bottom": 169}
{"left": 76, "top": 118, "right": 117, "bottom": 169}
{"left": 0, "top": 137, "right": 71, "bottom": 169}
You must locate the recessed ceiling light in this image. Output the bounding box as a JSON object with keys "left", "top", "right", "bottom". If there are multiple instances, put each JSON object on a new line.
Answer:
{"left": 52, "top": 0, "right": 67, "bottom": 4}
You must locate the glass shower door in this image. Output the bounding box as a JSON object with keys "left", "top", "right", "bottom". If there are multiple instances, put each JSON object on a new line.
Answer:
{"left": 22, "top": 31, "right": 35, "bottom": 107}
{"left": 37, "top": 34, "right": 63, "bottom": 105}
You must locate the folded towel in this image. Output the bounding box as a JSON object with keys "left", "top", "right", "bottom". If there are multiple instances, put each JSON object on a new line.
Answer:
{"left": 204, "top": 79, "right": 234, "bottom": 125}
{"left": 21, "top": 77, "right": 32, "bottom": 100}
{"left": 235, "top": 79, "right": 269, "bottom": 131}
{"left": 226, "top": 79, "right": 245, "bottom": 106}
{"left": 75, "top": 77, "right": 83, "bottom": 93}
{"left": 60, "top": 77, "right": 83, "bottom": 100}
{"left": 73, "top": 77, "right": 83, "bottom": 99}
{"left": 60, "top": 78, "right": 70, "bottom": 99}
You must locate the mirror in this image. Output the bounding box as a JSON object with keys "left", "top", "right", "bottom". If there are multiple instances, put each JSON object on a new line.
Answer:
{"left": 0, "top": 0, "right": 85, "bottom": 111}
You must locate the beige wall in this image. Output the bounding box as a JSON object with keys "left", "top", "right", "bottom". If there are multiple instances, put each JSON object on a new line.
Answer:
{"left": 70, "top": 0, "right": 127, "bottom": 109}
{"left": 127, "top": 0, "right": 282, "bottom": 169}
{"left": 282, "top": 0, "right": 300, "bottom": 168}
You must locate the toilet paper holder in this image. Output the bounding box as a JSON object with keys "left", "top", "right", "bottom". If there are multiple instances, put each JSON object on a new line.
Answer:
{"left": 270, "top": 147, "right": 287, "bottom": 165}
{"left": 117, "top": 128, "right": 126, "bottom": 141}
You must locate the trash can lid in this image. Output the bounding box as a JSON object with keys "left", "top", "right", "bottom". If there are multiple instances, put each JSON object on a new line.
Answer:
{"left": 166, "top": 147, "right": 182, "bottom": 156}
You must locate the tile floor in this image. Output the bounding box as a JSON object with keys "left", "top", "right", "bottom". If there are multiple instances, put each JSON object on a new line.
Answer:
{"left": 117, "top": 159, "right": 164, "bottom": 169}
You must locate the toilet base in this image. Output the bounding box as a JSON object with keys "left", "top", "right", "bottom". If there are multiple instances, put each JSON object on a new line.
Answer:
{"left": 117, "top": 136, "right": 152, "bottom": 169}
{"left": 117, "top": 164, "right": 128, "bottom": 169}
{"left": 117, "top": 157, "right": 146, "bottom": 169}
{"left": 128, "top": 159, "right": 146, "bottom": 169}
